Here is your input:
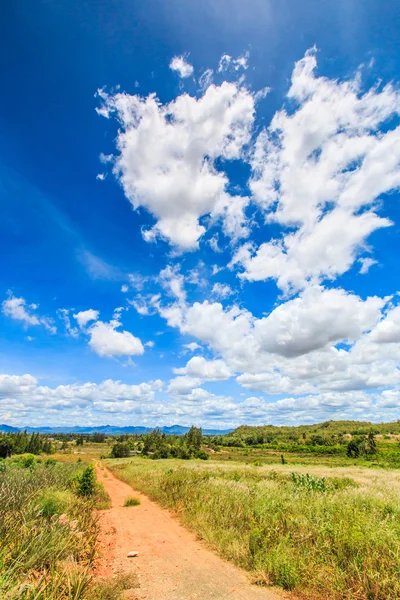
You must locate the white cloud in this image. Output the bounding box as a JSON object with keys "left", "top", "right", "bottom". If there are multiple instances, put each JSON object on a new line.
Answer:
{"left": 169, "top": 55, "right": 194, "bottom": 78}
{"left": 234, "top": 48, "right": 400, "bottom": 291}
{"left": 88, "top": 318, "right": 144, "bottom": 358}
{"left": 218, "top": 52, "right": 249, "bottom": 73}
{"left": 2, "top": 293, "right": 56, "bottom": 334}
{"left": 121, "top": 284, "right": 129, "bottom": 293}
{"left": 73, "top": 309, "right": 99, "bottom": 328}
{"left": 98, "top": 81, "right": 255, "bottom": 249}
{"left": 359, "top": 257, "right": 378, "bottom": 274}
{"left": 174, "top": 356, "right": 233, "bottom": 380}
{"left": 199, "top": 69, "right": 213, "bottom": 90}
{"left": 159, "top": 265, "right": 186, "bottom": 303}
{"left": 57, "top": 309, "right": 79, "bottom": 338}
{"left": 212, "top": 282, "right": 234, "bottom": 299}
{"left": 183, "top": 342, "right": 202, "bottom": 353}
{"left": 369, "top": 305, "right": 400, "bottom": 344}
{"left": 167, "top": 376, "right": 202, "bottom": 395}
{"left": 0, "top": 374, "right": 163, "bottom": 425}
{"left": 253, "top": 286, "right": 385, "bottom": 358}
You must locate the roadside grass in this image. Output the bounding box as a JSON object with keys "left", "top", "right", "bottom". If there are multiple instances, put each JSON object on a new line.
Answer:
{"left": 108, "top": 457, "right": 400, "bottom": 600}
{"left": 123, "top": 496, "right": 141, "bottom": 507}
{"left": 0, "top": 458, "right": 116, "bottom": 599}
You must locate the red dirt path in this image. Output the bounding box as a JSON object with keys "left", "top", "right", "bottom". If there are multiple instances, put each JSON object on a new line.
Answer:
{"left": 95, "top": 465, "right": 285, "bottom": 600}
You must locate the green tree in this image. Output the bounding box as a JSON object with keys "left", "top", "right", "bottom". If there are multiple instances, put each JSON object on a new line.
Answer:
{"left": 186, "top": 426, "right": 202, "bottom": 450}
{"left": 365, "top": 431, "right": 377, "bottom": 455}
{"left": 0, "top": 437, "right": 13, "bottom": 458}
{"left": 347, "top": 440, "right": 360, "bottom": 458}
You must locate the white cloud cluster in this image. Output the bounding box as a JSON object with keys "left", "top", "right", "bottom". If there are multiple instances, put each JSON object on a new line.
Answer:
{"left": 97, "top": 81, "right": 255, "bottom": 249}
{"left": 158, "top": 283, "right": 400, "bottom": 399}
{"left": 0, "top": 374, "right": 164, "bottom": 425}
{"left": 2, "top": 293, "right": 56, "bottom": 334}
{"left": 2, "top": 372, "right": 400, "bottom": 428}
{"left": 234, "top": 48, "right": 400, "bottom": 291}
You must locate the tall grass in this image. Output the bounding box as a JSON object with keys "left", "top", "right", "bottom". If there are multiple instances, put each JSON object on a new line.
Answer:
{"left": 0, "top": 459, "right": 116, "bottom": 599}
{"left": 109, "top": 459, "right": 400, "bottom": 600}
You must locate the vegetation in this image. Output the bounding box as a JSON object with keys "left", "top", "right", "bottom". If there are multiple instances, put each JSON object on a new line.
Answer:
{"left": 0, "top": 431, "right": 54, "bottom": 457}
{"left": 109, "top": 457, "right": 400, "bottom": 600}
{"left": 110, "top": 426, "right": 209, "bottom": 461}
{"left": 123, "top": 496, "right": 141, "bottom": 507}
{"left": 0, "top": 456, "right": 124, "bottom": 599}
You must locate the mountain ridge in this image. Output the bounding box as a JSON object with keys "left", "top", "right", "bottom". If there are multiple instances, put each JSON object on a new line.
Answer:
{"left": 0, "top": 423, "right": 232, "bottom": 436}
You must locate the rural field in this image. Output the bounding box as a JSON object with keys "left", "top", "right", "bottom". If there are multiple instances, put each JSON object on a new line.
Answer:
{"left": 1, "top": 423, "right": 400, "bottom": 600}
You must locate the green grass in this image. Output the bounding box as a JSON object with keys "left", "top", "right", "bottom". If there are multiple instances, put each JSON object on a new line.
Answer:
{"left": 109, "top": 457, "right": 400, "bottom": 600}
{"left": 0, "top": 459, "right": 115, "bottom": 599}
{"left": 123, "top": 495, "right": 141, "bottom": 507}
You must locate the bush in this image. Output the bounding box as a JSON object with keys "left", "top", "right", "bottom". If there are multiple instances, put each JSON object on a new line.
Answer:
{"left": 195, "top": 449, "right": 209, "bottom": 460}
{"left": 77, "top": 464, "right": 96, "bottom": 496}
{"left": 111, "top": 442, "right": 131, "bottom": 458}
{"left": 20, "top": 454, "right": 36, "bottom": 469}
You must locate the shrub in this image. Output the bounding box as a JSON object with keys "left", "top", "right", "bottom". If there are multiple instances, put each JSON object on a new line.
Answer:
{"left": 111, "top": 442, "right": 131, "bottom": 458}
{"left": 21, "top": 454, "right": 36, "bottom": 469}
{"left": 195, "top": 449, "right": 209, "bottom": 460}
{"left": 77, "top": 464, "right": 96, "bottom": 496}
{"left": 124, "top": 496, "right": 141, "bottom": 507}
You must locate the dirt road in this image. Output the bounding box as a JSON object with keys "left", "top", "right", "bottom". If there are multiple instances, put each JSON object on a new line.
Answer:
{"left": 95, "top": 465, "right": 283, "bottom": 600}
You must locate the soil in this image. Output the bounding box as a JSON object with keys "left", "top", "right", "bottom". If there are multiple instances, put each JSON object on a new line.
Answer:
{"left": 94, "top": 465, "right": 284, "bottom": 600}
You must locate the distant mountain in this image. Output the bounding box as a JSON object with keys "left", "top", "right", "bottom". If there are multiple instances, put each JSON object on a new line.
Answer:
{"left": 1, "top": 423, "right": 232, "bottom": 436}
{"left": 0, "top": 424, "right": 20, "bottom": 433}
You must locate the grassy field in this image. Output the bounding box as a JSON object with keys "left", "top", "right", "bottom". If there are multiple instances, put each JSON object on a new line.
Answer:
{"left": 108, "top": 456, "right": 400, "bottom": 600}
{"left": 0, "top": 454, "right": 137, "bottom": 600}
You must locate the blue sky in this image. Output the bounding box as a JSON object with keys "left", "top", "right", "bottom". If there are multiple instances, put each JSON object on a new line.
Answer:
{"left": 1, "top": 0, "right": 400, "bottom": 428}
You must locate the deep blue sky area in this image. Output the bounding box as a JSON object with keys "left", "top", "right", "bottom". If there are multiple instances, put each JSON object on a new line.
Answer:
{"left": 1, "top": 0, "right": 400, "bottom": 428}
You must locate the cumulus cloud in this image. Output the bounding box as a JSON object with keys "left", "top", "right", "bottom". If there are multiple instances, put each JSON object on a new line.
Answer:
{"left": 233, "top": 48, "right": 400, "bottom": 291}
{"left": 174, "top": 356, "right": 233, "bottom": 380}
{"left": 73, "top": 309, "right": 99, "bottom": 328}
{"left": 157, "top": 283, "right": 400, "bottom": 396}
{"left": 88, "top": 318, "right": 144, "bottom": 358}
{"left": 253, "top": 286, "right": 385, "bottom": 358}
{"left": 97, "top": 81, "right": 255, "bottom": 249}
{"left": 0, "top": 374, "right": 163, "bottom": 425}
{"left": 2, "top": 293, "right": 56, "bottom": 334}
{"left": 169, "top": 55, "right": 194, "bottom": 78}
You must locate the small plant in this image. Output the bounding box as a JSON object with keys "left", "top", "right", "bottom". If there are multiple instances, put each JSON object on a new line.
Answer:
{"left": 124, "top": 496, "right": 141, "bottom": 507}
{"left": 280, "top": 454, "right": 286, "bottom": 464}
{"left": 0, "top": 458, "right": 6, "bottom": 473}
{"left": 291, "top": 472, "right": 327, "bottom": 493}
{"left": 37, "top": 490, "right": 73, "bottom": 518}
{"left": 77, "top": 464, "right": 96, "bottom": 496}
